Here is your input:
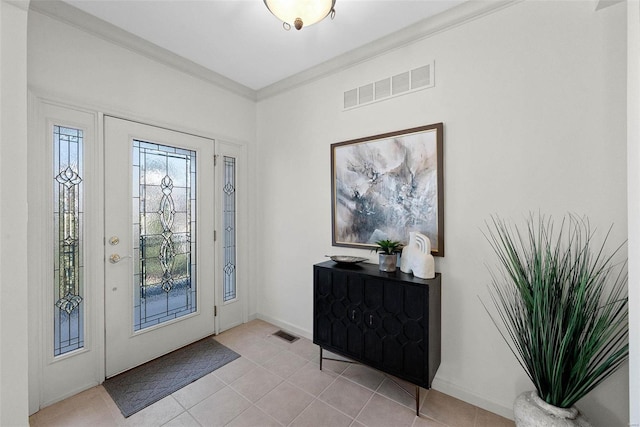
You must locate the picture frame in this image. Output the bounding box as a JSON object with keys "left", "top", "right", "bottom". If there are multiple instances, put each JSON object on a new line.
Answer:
{"left": 331, "top": 123, "right": 444, "bottom": 256}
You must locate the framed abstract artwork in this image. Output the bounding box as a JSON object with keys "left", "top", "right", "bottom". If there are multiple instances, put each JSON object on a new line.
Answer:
{"left": 331, "top": 123, "right": 444, "bottom": 256}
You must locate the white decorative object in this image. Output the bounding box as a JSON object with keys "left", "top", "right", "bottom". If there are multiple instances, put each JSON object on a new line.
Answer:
{"left": 400, "top": 232, "right": 435, "bottom": 279}
{"left": 514, "top": 391, "right": 592, "bottom": 427}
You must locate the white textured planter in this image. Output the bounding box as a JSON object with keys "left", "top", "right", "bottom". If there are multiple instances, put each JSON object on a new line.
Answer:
{"left": 514, "top": 391, "right": 592, "bottom": 427}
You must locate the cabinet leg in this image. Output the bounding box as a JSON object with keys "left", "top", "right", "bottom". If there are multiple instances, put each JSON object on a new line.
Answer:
{"left": 415, "top": 386, "right": 419, "bottom": 416}
{"left": 319, "top": 347, "right": 323, "bottom": 371}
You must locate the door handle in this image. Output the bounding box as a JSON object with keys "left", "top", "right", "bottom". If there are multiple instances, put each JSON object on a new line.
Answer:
{"left": 109, "top": 253, "right": 131, "bottom": 264}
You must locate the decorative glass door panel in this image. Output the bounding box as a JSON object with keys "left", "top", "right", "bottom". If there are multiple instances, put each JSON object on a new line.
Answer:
{"left": 53, "top": 125, "right": 84, "bottom": 356}
{"left": 133, "top": 140, "right": 197, "bottom": 330}
{"left": 223, "top": 156, "right": 236, "bottom": 302}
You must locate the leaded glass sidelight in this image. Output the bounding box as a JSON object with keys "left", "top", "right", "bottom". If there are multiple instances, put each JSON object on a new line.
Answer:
{"left": 133, "top": 140, "right": 197, "bottom": 331}
{"left": 54, "top": 125, "right": 84, "bottom": 356}
{"left": 223, "top": 156, "right": 237, "bottom": 302}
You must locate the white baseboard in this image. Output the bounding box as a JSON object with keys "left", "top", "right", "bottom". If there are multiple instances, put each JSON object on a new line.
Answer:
{"left": 255, "top": 312, "right": 312, "bottom": 341}
{"left": 430, "top": 376, "right": 514, "bottom": 420}
{"left": 40, "top": 380, "right": 101, "bottom": 411}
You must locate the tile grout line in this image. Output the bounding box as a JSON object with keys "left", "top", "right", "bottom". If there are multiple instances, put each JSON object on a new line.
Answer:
{"left": 326, "top": 357, "right": 426, "bottom": 414}
{"left": 348, "top": 386, "right": 377, "bottom": 427}
{"left": 249, "top": 371, "right": 318, "bottom": 426}
{"left": 158, "top": 395, "right": 192, "bottom": 427}
{"left": 226, "top": 372, "right": 285, "bottom": 406}
{"left": 266, "top": 378, "right": 317, "bottom": 427}
{"left": 328, "top": 361, "right": 422, "bottom": 426}
{"left": 223, "top": 401, "right": 285, "bottom": 427}
{"left": 472, "top": 406, "right": 480, "bottom": 427}
{"left": 284, "top": 395, "right": 319, "bottom": 426}
{"left": 285, "top": 364, "right": 342, "bottom": 427}
{"left": 341, "top": 363, "right": 391, "bottom": 426}
{"left": 312, "top": 378, "right": 368, "bottom": 424}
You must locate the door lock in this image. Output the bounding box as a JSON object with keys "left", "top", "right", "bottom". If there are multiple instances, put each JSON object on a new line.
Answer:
{"left": 108, "top": 236, "right": 120, "bottom": 245}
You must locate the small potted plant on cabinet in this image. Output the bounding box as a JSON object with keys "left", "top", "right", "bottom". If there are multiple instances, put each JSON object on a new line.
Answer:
{"left": 373, "top": 239, "right": 403, "bottom": 272}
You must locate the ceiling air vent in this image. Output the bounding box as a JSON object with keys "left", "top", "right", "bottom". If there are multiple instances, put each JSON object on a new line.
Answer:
{"left": 343, "top": 61, "right": 435, "bottom": 110}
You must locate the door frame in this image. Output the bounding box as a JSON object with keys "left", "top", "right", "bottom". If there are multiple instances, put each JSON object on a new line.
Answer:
{"left": 103, "top": 116, "right": 217, "bottom": 377}
{"left": 28, "top": 96, "right": 251, "bottom": 413}
{"left": 27, "top": 97, "right": 105, "bottom": 412}
{"left": 214, "top": 140, "right": 249, "bottom": 334}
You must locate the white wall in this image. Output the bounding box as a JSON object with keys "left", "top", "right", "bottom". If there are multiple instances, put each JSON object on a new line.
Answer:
{"left": 628, "top": 1, "right": 640, "bottom": 425}
{"left": 256, "top": 1, "right": 629, "bottom": 425}
{"left": 27, "top": 11, "right": 256, "bottom": 144}
{"left": 0, "top": 0, "right": 30, "bottom": 425}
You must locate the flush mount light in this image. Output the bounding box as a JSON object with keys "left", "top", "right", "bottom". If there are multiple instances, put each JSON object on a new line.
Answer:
{"left": 263, "top": 0, "right": 336, "bottom": 31}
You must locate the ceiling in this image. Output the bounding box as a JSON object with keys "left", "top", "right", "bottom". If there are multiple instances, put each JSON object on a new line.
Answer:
{"left": 61, "top": 0, "right": 466, "bottom": 91}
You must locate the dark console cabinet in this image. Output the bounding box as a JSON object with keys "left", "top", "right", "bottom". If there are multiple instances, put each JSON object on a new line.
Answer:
{"left": 313, "top": 261, "right": 441, "bottom": 393}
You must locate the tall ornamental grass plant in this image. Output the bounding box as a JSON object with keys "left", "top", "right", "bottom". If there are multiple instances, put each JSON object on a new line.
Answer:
{"left": 484, "top": 214, "right": 628, "bottom": 408}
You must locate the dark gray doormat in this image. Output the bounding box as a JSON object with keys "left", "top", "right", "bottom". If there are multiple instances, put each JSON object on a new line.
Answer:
{"left": 103, "top": 337, "right": 240, "bottom": 417}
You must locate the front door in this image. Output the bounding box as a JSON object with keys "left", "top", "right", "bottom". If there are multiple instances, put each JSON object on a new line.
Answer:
{"left": 104, "top": 117, "right": 216, "bottom": 377}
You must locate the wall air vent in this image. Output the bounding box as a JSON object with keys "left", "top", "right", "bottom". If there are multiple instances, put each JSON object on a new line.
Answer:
{"left": 411, "top": 65, "right": 431, "bottom": 89}
{"left": 392, "top": 71, "right": 410, "bottom": 95}
{"left": 344, "top": 88, "right": 358, "bottom": 109}
{"left": 343, "top": 61, "right": 434, "bottom": 110}
{"left": 375, "top": 78, "right": 391, "bottom": 100}
{"left": 358, "top": 83, "right": 374, "bottom": 104}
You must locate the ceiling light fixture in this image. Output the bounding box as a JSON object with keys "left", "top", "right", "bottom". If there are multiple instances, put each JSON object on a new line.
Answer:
{"left": 263, "top": 0, "right": 336, "bottom": 31}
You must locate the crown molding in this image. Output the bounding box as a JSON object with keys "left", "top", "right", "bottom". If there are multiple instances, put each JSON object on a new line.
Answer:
{"left": 595, "top": 0, "right": 624, "bottom": 11}
{"left": 28, "top": 0, "right": 518, "bottom": 103}
{"left": 256, "top": 0, "right": 519, "bottom": 101}
{"left": 3, "top": 0, "right": 30, "bottom": 12}
{"left": 28, "top": 0, "right": 257, "bottom": 101}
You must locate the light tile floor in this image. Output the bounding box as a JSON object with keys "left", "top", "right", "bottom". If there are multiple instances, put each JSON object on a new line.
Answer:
{"left": 29, "top": 320, "right": 515, "bottom": 427}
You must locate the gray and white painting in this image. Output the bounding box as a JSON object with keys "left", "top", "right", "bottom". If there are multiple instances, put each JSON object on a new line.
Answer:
{"left": 333, "top": 129, "right": 439, "bottom": 251}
